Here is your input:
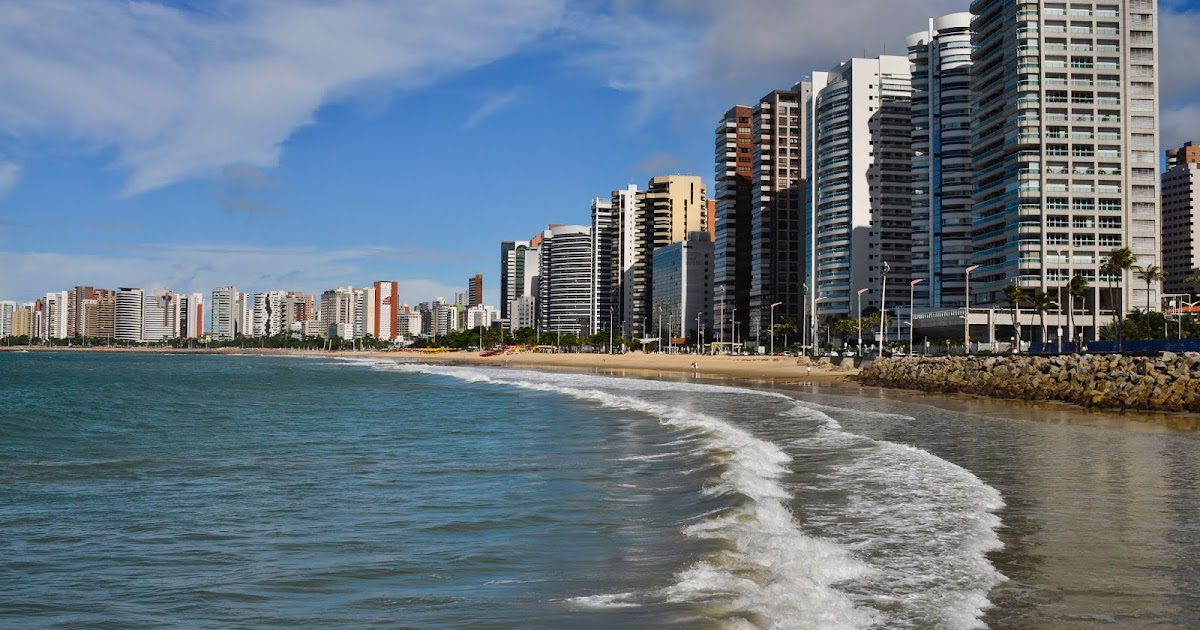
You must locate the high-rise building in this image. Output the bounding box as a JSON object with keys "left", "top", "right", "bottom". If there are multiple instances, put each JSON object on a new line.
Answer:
{"left": 908, "top": 13, "right": 974, "bottom": 309}
{"left": 1163, "top": 142, "right": 1200, "bottom": 296}
{"left": 88, "top": 292, "right": 116, "bottom": 339}
{"left": 252, "top": 291, "right": 286, "bottom": 337}
{"left": 467, "top": 274, "right": 483, "bottom": 308}
{"left": 591, "top": 196, "right": 619, "bottom": 334}
{"left": 808, "top": 57, "right": 913, "bottom": 321}
{"left": 11, "top": 304, "right": 35, "bottom": 338}
{"left": 613, "top": 184, "right": 640, "bottom": 337}
{"left": 41, "top": 291, "right": 68, "bottom": 340}
{"left": 750, "top": 83, "right": 810, "bottom": 342}
{"left": 0, "top": 300, "right": 15, "bottom": 338}
{"left": 282, "top": 292, "right": 316, "bottom": 328}
{"left": 142, "top": 290, "right": 175, "bottom": 342}
{"left": 319, "top": 287, "right": 372, "bottom": 339}
{"left": 629, "top": 175, "right": 706, "bottom": 338}
{"left": 970, "top": 0, "right": 1160, "bottom": 319}
{"left": 177, "top": 293, "right": 204, "bottom": 339}
{"left": 115, "top": 287, "right": 144, "bottom": 342}
{"left": 539, "top": 224, "right": 593, "bottom": 334}
{"left": 714, "top": 105, "right": 755, "bottom": 347}
{"left": 374, "top": 280, "right": 400, "bottom": 341}
{"left": 211, "top": 286, "right": 240, "bottom": 340}
{"left": 67, "top": 286, "right": 96, "bottom": 338}
{"left": 652, "top": 232, "right": 714, "bottom": 343}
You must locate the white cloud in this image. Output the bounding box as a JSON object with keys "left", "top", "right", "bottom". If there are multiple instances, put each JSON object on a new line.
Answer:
{"left": 0, "top": 0, "right": 565, "bottom": 195}
{"left": 0, "top": 161, "right": 20, "bottom": 197}
{"left": 0, "top": 244, "right": 469, "bottom": 305}
{"left": 463, "top": 88, "right": 523, "bottom": 130}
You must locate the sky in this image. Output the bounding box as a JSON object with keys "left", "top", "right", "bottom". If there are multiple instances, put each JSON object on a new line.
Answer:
{"left": 2, "top": 0, "right": 1199, "bottom": 307}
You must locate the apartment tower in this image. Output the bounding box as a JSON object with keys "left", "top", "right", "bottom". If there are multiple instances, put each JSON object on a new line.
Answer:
{"left": 808, "top": 57, "right": 913, "bottom": 321}
{"left": 629, "top": 176, "right": 706, "bottom": 338}
{"left": 1162, "top": 142, "right": 1200, "bottom": 296}
{"left": 750, "top": 84, "right": 810, "bottom": 342}
{"left": 970, "top": 0, "right": 1160, "bottom": 319}
{"left": 908, "top": 14, "right": 974, "bottom": 309}
{"left": 374, "top": 280, "right": 400, "bottom": 341}
{"left": 539, "top": 225, "right": 593, "bottom": 334}
{"left": 714, "top": 105, "right": 754, "bottom": 347}
{"left": 591, "top": 196, "right": 619, "bottom": 334}
{"left": 115, "top": 288, "right": 144, "bottom": 342}
{"left": 467, "top": 274, "right": 483, "bottom": 308}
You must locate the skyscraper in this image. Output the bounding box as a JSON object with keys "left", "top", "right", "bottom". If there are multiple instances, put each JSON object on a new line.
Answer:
{"left": 970, "top": 0, "right": 1160, "bottom": 321}
{"left": 808, "top": 57, "right": 913, "bottom": 321}
{"left": 750, "top": 83, "right": 810, "bottom": 342}
{"left": 591, "top": 196, "right": 619, "bottom": 334}
{"left": 714, "top": 105, "right": 754, "bottom": 347}
{"left": 467, "top": 273, "right": 483, "bottom": 308}
{"left": 908, "top": 13, "right": 974, "bottom": 309}
{"left": 1162, "top": 142, "right": 1200, "bottom": 296}
{"left": 116, "top": 287, "right": 144, "bottom": 342}
{"left": 629, "top": 175, "right": 706, "bottom": 338}
{"left": 539, "top": 224, "right": 593, "bottom": 334}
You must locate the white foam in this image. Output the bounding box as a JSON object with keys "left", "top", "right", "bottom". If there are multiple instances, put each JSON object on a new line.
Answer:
{"left": 347, "top": 361, "right": 1006, "bottom": 629}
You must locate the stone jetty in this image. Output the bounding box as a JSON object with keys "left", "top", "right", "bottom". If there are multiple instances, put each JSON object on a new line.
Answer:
{"left": 858, "top": 353, "right": 1200, "bottom": 413}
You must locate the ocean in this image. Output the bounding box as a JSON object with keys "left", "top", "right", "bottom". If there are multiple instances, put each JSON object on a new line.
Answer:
{"left": 1, "top": 352, "right": 1198, "bottom": 629}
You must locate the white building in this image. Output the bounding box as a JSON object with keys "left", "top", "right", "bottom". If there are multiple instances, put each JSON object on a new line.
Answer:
{"left": 42, "top": 291, "right": 68, "bottom": 340}
{"left": 908, "top": 13, "right": 974, "bottom": 309}
{"left": 0, "top": 300, "right": 16, "bottom": 338}
{"left": 466, "top": 305, "right": 499, "bottom": 330}
{"left": 142, "top": 290, "right": 175, "bottom": 342}
{"left": 211, "top": 286, "right": 241, "bottom": 340}
{"left": 373, "top": 280, "right": 400, "bottom": 341}
{"left": 591, "top": 196, "right": 619, "bottom": 334}
{"left": 177, "top": 293, "right": 204, "bottom": 339}
{"left": 115, "top": 288, "right": 144, "bottom": 342}
{"left": 970, "top": 0, "right": 1160, "bottom": 320}
{"left": 252, "top": 291, "right": 286, "bottom": 337}
{"left": 807, "top": 56, "right": 913, "bottom": 320}
{"left": 509, "top": 295, "right": 537, "bottom": 333}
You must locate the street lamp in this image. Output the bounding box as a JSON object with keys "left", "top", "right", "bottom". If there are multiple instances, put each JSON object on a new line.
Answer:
{"left": 609, "top": 305, "right": 615, "bottom": 354}
{"left": 964, "top": 264, "right": 980, "bottom": 354}
{"left": 1057, "top": 247, "right": 1068, "bottom": 353}
{"left": 909, "top": 279, "right": 923, "bottom": 354}
{"left": 878, "top": 262, "right": 890, "bottom": 356}
{"left": 801, "top": 282, "right": 808, "bottom": 355}
{"left": 696, "top": 311, "right": 704, "bottom": 353}
{"left": 813, "top": 297, "right": 827, "bottom": 355}
{"left": 856, "top": 288, "right": 869, "bottom": 356}
{"left": 731, "top": 308, "right": 737, "bottom": 354}
{"left": 769, "top": 301, "right": 783, "bottom": 355}
{"left": 717, "top": 285, "right": 725, "bottom": 350}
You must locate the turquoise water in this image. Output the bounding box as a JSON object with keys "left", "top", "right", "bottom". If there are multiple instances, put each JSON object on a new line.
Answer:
{"left": 2, "top": 353, "right": 1198, "bottom": 629}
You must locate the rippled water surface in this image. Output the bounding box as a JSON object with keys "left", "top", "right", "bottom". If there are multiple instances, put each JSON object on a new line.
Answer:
{"left": 2, "top": 353, "right": 1198, "bottom": 629}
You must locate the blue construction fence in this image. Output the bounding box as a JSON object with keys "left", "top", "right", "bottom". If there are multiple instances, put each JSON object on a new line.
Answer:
{"left": 1028, "top": 339, "right": 1200, "bottom": 354}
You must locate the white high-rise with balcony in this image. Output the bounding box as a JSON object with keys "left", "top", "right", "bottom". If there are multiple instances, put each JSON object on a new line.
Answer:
{"left": 970, "top": 0, "right": 1160, "bottom": 325}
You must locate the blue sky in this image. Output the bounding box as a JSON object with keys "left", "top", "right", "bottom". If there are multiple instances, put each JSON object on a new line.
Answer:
{"left": 2, "top": 0, "right": 1199, "bottom": 306}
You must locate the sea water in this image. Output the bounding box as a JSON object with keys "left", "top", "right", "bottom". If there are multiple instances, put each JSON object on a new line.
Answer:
{"left": 1, "top": 353, "right": 1197, "bottom": 629}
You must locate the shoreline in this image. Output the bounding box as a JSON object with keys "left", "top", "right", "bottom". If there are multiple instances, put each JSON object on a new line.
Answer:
{"left": 6, "top": 345, "right": 1200, "bottom": 431}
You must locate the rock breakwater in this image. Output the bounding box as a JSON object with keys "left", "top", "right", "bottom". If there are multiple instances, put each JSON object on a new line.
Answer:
{"left": 859, "top": 353, "right": 1200, "bottom": 412}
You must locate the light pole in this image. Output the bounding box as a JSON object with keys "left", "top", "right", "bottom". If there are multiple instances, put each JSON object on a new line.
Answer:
{"left": 878, "top": 262, "right": 890, "bottom": 356}
{"left": 1057, "top": 247, "right": 1068, "bottom": 353}
{"left": 856, "top": 288, "right": 869, "bottom": 355}
{"left": 769, "top": 301, "right": 782, "bottom": 355}
{"left": 909, "top": 279, "right": 923, "bottom": 353}
{"left": 801, "top": 282, "right": 808, "bottom": 355}
{"left": 657, "top": 305, "right": 663, "bottom": 354}
{"left": 696, "top": 311, "right": 704, "bottom": 353}
{"left": 717, "top": 285, "right": 725, "bottom": 350}
{"left": 965, "top": 264, "right": 980, "bottom": 354}
{"left": 609, "top": 306, "right": 615, "bottom": 354}
{"left": 813, "top": 297, "right": 827, "bottom": 355}
{"left": 731, "top": 308, "right": 737, "bottom": 354}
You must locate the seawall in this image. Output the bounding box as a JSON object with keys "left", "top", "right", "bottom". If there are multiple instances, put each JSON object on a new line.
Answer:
{"left": 859, "top": 353, "right": 1200, "bottom": 413}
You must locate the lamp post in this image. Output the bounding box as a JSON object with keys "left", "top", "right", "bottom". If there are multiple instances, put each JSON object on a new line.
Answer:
{"left": 696, "top": 311, "right": 704, "bottom": 353}
{"left": 1057, "top": 247, "right": 1068, "bottom": 353}
{"left": 965, "top": 264, "right": 980, "bottom": 354}
{"left": 813, "top": 297, "right": 827, "bottom": 355}
{"left": 731, "top": 308, "right": 737, "bottom": 354}
{"left": 878, "top": 262, "right": 890, "bottom": 356}
{"left": 657, "top": 305, "right": 663, "bottom": 354}
{"left": 801, "top": 283, "right": 808, "bottom": 355}
{"left": 856, "top": 288, "right": 869, "bottom": 356}
{"left": 717, "top": 285, "right": 725, "bottom": 350}
{"left": 769, "top": 301, "right": 783, "bottom": 355}
{"left": 909, "top": 279, "right": 923, "bottom": 354}
{"left": 609, "top": 305, "right": 615, "bottom": 354}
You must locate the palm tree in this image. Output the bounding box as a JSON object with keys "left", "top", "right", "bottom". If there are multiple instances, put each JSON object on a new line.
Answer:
{"left": 774, "top": 315, "right": 798, "bottom": 349}
{"left": 1004, "top": 282, "right": 1027, "bottom": 350}
{"left": 1030, "top": 290, "right": 1057, "bottom": 347}
{"left": 1102, "top": 246, "right": 1137, "bottom": 352}
{"left": 1135, "top": 264, "right": 1166, "bottom": 313}
{"left": 1068, "top": 273, "right": 1090, "bottom": 348}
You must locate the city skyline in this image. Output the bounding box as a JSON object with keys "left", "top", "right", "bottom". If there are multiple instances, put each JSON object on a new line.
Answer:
{"left": 3, "top": 1, "right": 1199, "bottom": 306}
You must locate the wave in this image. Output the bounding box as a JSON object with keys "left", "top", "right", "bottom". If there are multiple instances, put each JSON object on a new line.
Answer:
{"left": 342, "top": 360, "right": 1005, "bottom": 629}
